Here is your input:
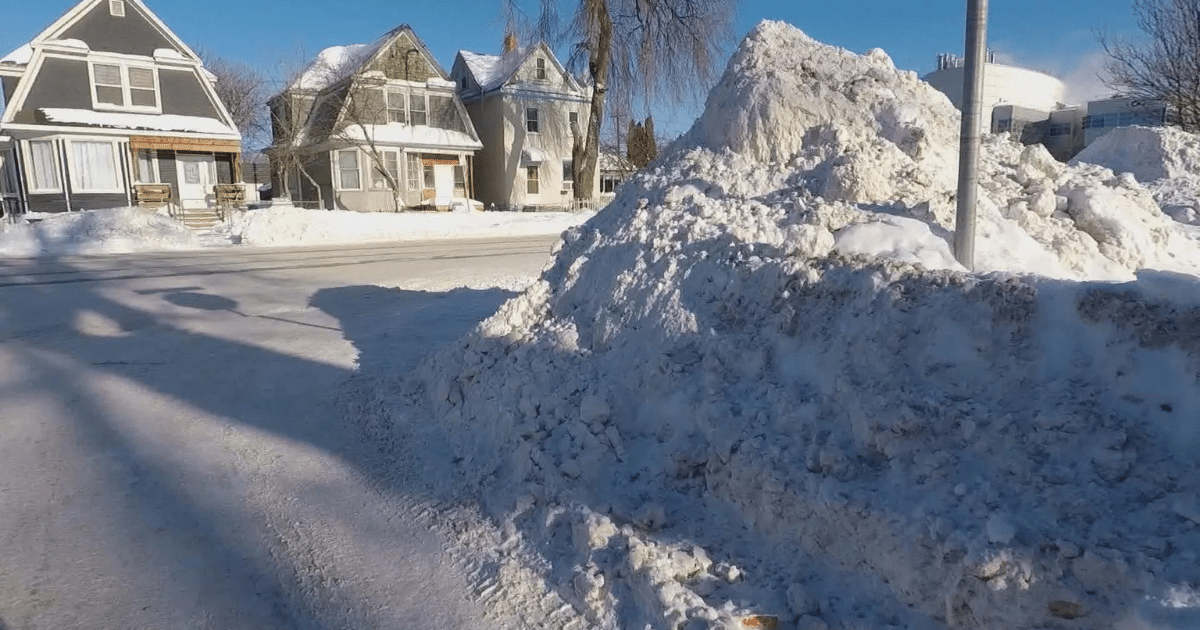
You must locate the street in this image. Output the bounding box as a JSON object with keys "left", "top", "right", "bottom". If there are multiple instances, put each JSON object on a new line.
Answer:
{"left": 0, "top": 237, "right": 564, "bottom": 630}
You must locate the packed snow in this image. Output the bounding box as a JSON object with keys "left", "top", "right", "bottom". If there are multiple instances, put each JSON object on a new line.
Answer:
{"left": 0, "top": 207, "right": 200, "bottom": 256}
{"left": 221, "top": 205, "right": 592, "bottom": 247}
{"left": 340, "top": 123, "right": 481, "bottom": 150}
{"left": 1073, "top": 126, "right": 1200, "bottom": 225}
{"left": 460, "top": 49, "right": 527, "bottom": 92}
{"left": 358, "top": 21, "right": 1200, "bottom": 630}
{"left": 39, "top": 108, "right": 238, "bottom": 136}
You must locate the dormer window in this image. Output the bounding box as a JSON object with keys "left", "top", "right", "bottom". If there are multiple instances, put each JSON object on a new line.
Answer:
{"left": 90, "top": 61, "right": 160, "bottom": 112}
{"left": 535, "top": 58, "right": 547, "bottom": 81}
{"left": 109, "top": 0, "right": 126, "bottom": 17}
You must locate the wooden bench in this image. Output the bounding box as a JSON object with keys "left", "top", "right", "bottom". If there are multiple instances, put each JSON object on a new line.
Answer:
{"left": 134, "top": 183, "right": 173, "bottom": 211}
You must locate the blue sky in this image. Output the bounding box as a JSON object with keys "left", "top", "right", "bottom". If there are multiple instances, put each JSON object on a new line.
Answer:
{"left": 3, "top": 0, "right": 1138, "bottom": 136}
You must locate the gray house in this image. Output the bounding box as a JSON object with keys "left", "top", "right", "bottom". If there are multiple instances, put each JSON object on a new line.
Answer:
{"left": 269, "top": 25, "right": 483, "bottom": 212}
{"left": 0, "top": 0, "right": 243, "bottom": 217}
{"left": 451, "top": 39, "right": 598, "bottom": 211}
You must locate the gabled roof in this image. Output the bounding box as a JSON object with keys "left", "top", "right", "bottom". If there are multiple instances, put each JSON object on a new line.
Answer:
{"left": 1, "top": 0, "right": 201, "bottom": 65}
{"left": 288, "top": 25, "right": 448, "bottom": 94}
{"left": 457, "top": 41, "right": 583, "bottom": 95}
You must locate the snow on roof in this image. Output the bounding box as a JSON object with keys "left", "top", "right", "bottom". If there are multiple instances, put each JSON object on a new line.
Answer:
{"left": 0, "top": 44, "right": 33, "bottom": 65}
{"left": 43, "top": 38, "right": 89, "bottom": 52}
{"left": 40, "top": 108, "right": 238, "bottom": 136}
{"left": 340, "top": 123, "right": 481, "bottom": 151}
{"left": 291, "top": 26, "right": 419, "bottom": 92}
{"left": 153, "top": 48, "right": 187, "bottom": 61}
{"left": 521, "top": 146, "right": 548, "bottom": 163}
{"left": 459, "top": 48, "right": 527, "bottom": 92}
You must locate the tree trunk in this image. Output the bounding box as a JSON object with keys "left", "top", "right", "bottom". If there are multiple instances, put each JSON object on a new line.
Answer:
{"left": 575, "top": 0, "right": 613, "bottom": 202}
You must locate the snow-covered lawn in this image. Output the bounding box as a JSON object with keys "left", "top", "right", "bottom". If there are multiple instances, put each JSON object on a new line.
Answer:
{"left": 0, "top": 205, "right": 594, "bottom": 257}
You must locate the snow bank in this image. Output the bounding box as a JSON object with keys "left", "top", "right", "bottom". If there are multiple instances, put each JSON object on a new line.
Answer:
{"left": 372, "top": 21, "right": 1200, "bottom": 630}
{"left": 1073, "top": 126, "right": 1200, "bottom": 225}
{"left": 0, "top": 208, "right": 200, "bottom": 257}
{"left": 226, "top": 205, "right": 593, "bottom": 247}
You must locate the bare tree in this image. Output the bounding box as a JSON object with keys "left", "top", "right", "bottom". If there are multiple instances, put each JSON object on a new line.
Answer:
{"left": 506, "top": 0, "right": 736, "bottom": 200}
{"left": 197, "top": 51, "right": 270, "bottom": 148}
{"left": 265, "top": 46, "right": 328, "bottom": 207}
{"left": 1100, "top": 0, "right": 1200, "bottom": 131}
{"left": 329, "top": 76, "right": 407, "bottom": 212}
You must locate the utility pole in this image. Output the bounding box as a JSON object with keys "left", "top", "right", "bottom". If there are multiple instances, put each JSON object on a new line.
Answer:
{"left": 954, "top": 0, "right": 989, "bottom": 270}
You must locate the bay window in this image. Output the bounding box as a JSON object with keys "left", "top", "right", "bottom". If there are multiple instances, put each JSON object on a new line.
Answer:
{"left": 372, "top": 150, "right": 400, "bottom": 189}
{"left": 337, "top": 149, "right": 361, "bottom": 190}
{"left": 27, "top": 140, "right": 61, "bottom": 193}
{"left": 409, "top": 94, "right": 427, "bottom": 126}
{"left": 406, "top": 153, "right": 421, "bottom": 190}
{"left": 71, "top": 141, "right": 122, "bottom": 193}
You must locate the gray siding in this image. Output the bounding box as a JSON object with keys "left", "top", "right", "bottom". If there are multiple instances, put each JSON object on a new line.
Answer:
{"left": 59, "top": 1, "right": 180, "bottom": 57}
{"left": 216, "top": 154, "right": 233, "bottom": 184}
{"left": 26, "top": 194, "right": 69, "bottom": 213}
{"left": 157, "top": 150, "right": 178, "bottom": 188}
{"left": 25, "top": 193, "right": 126, "bottom": 213}
{"left": 14, "top": 58, "right": 92, "bottom": 124}
{"left": 159, "top": 70, "right": 222, "bottom": 119}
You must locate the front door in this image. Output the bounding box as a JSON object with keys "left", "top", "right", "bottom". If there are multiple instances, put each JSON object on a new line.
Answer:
{"left": 177, "top": 154, "right": 217, "bottom": 209}
{"left": 434, "top": 164, "right": 454, "bottom": 200}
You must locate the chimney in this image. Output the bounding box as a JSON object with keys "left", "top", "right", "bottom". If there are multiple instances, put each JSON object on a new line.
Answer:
{"left": 503, "top": 33, "right": 518, "bottom": 54}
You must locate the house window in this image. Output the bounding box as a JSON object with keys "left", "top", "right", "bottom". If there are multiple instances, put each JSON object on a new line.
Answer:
{"left": 386, "top": 91, "right": 407, "bottom": 124}
{"left": 601, "top": 174, "right": 621, "bottom": 194}
{"left": 90, "top": 61, "right": 159, "bottom": 111}
{"left": 70, "top": 141, "right": 122, "bottom": 193}
{"left": 459, "top": 76, "right": 468, "bottom": 91}
{"left": 526, "top": 165, "right": 539, "bottom": 194}
{"left": 569, "top": 111, "right": 579, "bottom": 132}
{"left": 535, "top": 58, "right": 548, "bottom": 81}
{"left": 526, "top": 108, "right": 539, "bottom": 133}
{"left": 372, "top": 150, "right": 400, "bottom": 189}
{"left": 423, "top": 164, "right": 435, "bottom": 189}
{"left": 26, "top": 140, "right": 61, "bottom": 193}
{"left": 337, "top": 149, "right": 361, "bottom": 190}
{"left": 109, "top": 0, "right": 125, "bottom": 17}
{"left": 453, "top": 164, "right": 466, "bottom": 190}
{"left": 562, "top": 159, "right": 574, "bottom": 183}
{"left": 410, "top": 93, "right": 427, "bottom": 126}
{"left": 135, "top": 149, "right": 159, "bottom": 183}
{"left": 406, "top": 153, "right": 421, "bottom": 190}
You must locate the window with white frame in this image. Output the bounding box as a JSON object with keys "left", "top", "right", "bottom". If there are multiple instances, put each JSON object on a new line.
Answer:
{"left": 409, "top": 93, "right": 427, "bottom": 126}
{"left": 526, "top": 108, "right": 539, "bottom": 133}
{"left": 453, "top": 165, "right": 466, "bottom": 189}
{"left": 386, "top": 91, "right": 407, "bottom": 124}
{"left": 562, "top": 159, "right": 574, "bottom": 184}
{"left": 135, "top": 149, "right": 159, "bottom": 183}
{"left": 601, "top": 174, "right": 621, "bottom": 194}
{"left": 91, "top": 61, "right": 159, "bottom": 111}
{"left": 26, "top": 140, "right": 61, "bottom": 193}
{"left": 337, "top": 149, "right": 361, "bottom": 190}
{"left": 526, "top": 165, "right": 539, "bottom": 194}
{"left": 406, "top": 153, "right": 421, "bottom": 190}
{"left": 422, "top": 163, "right": 435, "bottom": 189}
{"left": 372, "top": 150, "right": 400, "bottom": 189}
{"left": 535, "top": 58, "right": 548, "bottom": 81}
{"left": 71, "top": 140, "right": 122, "bottom": 193}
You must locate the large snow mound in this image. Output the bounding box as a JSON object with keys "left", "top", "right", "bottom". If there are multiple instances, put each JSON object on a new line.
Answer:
{"left": 1073, "top": 126, "right": 1200, "bottom": 225}
{"left": 226, "top": 205, "right": 593, "bottom": 247}
{"left": 0, "top": 207, "right": 200, "bottom": 257}
{"left": 371, "top": 21, "right": 1200, "bottom": 630}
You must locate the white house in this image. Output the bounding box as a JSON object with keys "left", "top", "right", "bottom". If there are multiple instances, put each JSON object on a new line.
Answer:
{"left": 451, "top": 38, "right": 598, "bottom": 211}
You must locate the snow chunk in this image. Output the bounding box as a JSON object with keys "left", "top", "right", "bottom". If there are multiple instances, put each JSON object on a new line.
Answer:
{"left": 339, "top": 123, "right": 480, "bottom": 150}
{"left": 1074, "top": 126, "right": 1200, "bottom": 225}
{"left": 153, "top": 48, "right": 187, "bottom": 61}
{"left": 40, "top": 108, "right": 237, "bottom": 136}
{"left": 0, "top": 44, "right": 32, "bottom": 65}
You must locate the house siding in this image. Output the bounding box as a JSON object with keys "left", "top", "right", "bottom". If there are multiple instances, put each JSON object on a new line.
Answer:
{"left": 25, "top": 192, "right": 127, "bottom": 213}
{"left": 159, "top": 70, "right": 222, "bottom": 119}
{"left": 13, "top": 57, "right": 92, "bottom": 124}
{"left": 465, "top": 96, "right": 509, "bottom": 208}
{"left": 2, "top": 76, "right": 18, "bottom": 106}
{"left": 26, "top": 194, "right": 69, "bottom": 213}
{"left": 59, "top": 1, "right": 180, "bottom": 57}
{"left": 216, "top": 154, "right": 233, "bottom": 184}
{"left": 369, "top": 33, "right": 440, "bottom": 83}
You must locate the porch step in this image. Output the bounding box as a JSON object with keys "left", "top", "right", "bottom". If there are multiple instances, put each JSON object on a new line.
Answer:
{"left": 175, "top": 209, "right": 223, "bottom": 230}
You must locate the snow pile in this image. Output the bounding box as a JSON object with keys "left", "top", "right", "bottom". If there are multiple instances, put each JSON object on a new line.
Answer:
{"left": 40, "top": 108, "right": 238, "bottom": 136}
{"left": 0, "top": 208, "right": 200, "bottom": 257}
{"left": 1073, "top": 126, "right": 1200, "bottom": 225}
{"left": 226, "top": 205, "right": 592, "bottom": 247}
{"left": 372, "top": 21, "right": 1200, "bottom": 630}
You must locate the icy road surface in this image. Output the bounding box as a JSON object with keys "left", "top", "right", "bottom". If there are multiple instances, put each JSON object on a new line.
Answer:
{"left": 0, "top": 237, "right": 575, "bottom": 630}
